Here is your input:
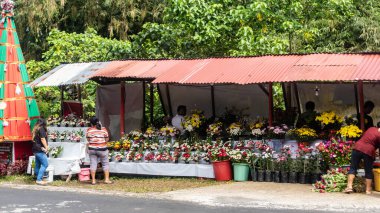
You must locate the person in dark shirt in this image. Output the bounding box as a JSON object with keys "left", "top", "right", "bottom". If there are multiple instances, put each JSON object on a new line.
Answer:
{"left": 357, "top": 101, "right": 375, "bottom": 131}
{"left": 344, "top": 127, "right": 380, "bottom": 195}
{"left": 297, "top": 101, "right": 319, "bottom": 130}
{"left": 32, "top": 118, "right": 49, "bottom": 185}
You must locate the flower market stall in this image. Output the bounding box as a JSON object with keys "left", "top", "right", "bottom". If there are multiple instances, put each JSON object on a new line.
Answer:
{"left": 32, "top": 53, "right": 380, "bottom": 184}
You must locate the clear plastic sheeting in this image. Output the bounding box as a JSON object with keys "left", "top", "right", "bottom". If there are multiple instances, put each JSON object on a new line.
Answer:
{"left": 96, "top": 83, "right": 143, "bottom": 140}
{"left": 31, "top": 62, "right": 109, "bottom": 87}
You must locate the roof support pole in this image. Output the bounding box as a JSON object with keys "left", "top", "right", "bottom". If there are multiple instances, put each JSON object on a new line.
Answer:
{"left": 120, "top": 82, "right": 126, "bottom": 137}
{"left": 142, "top": 81, "right": 147, "bottom": 131}
{"left": 60, "top": 86, "right": 64, "bottom": 117}
{"left": 165, "top": 84, "right": 173, "bottom": 117}
{"left": 293, "top": 83, "right": 301, "bottom": 114}
{"left": 354, "top": 84, "right": 359, "bottom": 117}
{"left": 358, "top": 81, "right": 365, "bottom": 131}
{"left": 150, "top": 83, "right": 154, "bottom": 126}
{"left": 268, "top": 83, "right": 274, "bottom": 127}
{"left": 211, "top": 85, "right": 216, "bottom": 120}
{"left": 281, "top": 83, "right": 289, "bottom": 112}
{"left": 157, "top": 84, "right": 167, "bottom": 117}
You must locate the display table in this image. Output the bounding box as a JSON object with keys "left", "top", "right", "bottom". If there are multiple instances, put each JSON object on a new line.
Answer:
{"left": 109, "top": 162, "right": 215, "bottom": 178}
{"left": 27, "top": 142, "right": 87, "bottom": 175}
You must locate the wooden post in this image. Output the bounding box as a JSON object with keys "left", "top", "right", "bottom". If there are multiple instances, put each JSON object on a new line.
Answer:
{"left": 358, "top": 81, "right": 365, "bottom": 131}
{"left": 120, "top": 82, "right": 126, "bottom": 137}
{"left": 268, "top": 83, "right": 274, "bottom": 127}
{"left": 150, "top": 83, "right": 154, "bottom": 126}
{"left": 211, "top": 85, "right": 216, "bottom": 119}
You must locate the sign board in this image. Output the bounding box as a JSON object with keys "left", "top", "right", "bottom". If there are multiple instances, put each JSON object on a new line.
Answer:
{"left": 0, "top": 142, "right": 13, "bottom": 164}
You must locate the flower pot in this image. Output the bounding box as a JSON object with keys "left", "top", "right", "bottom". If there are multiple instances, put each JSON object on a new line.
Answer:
{"left": 265, "top": 170, "right": 272, "bottom": 182}
{"left": 251, "top": 170, "right": 258, "bottom": 182}
{"left": 289, "top": 172, "right": 297, "bottom": 183}
{"left": 310, "top": 173, "right": 321, "bottom": 184}
{"left": 298, "top": 173, "right": 306, "bottom": 184}
{"left": 281, "top": 171, "right": 288, "bottom": 183}
{"left": 273, "top": 171, "right": 281, "bottom": 183}
{"left": 257, "top": 170, "right": 265, "bottom": 182}
{"left": 212, "top": 160, "right": 232, "bottom": 181}
{"left": 233, "top": 163, "right": 250, "bottom": 182}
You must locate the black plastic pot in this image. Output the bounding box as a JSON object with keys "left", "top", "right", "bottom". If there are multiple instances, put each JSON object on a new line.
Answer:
{"left": 289, "top": 172, "right": 297, "bottom": 183}
{"left": 273, "top": 171, "right": 281, "bottom": 183}
{"left": 281, "top": 171, "right": 288, "bottom": 183}
{"left": 298, "top": 173, "right": 306, "bottom": 184}
{"left": 310, "top": 173, "right": 320, "bottom": 184}
{"left": 265, "top": 170, "right": 272, "bottom": 182}
{"left": 257, "top": 170, "right": 265, "bottom": 182}
{"left": 251, "top": 170, "right": 258, "bottom": 182}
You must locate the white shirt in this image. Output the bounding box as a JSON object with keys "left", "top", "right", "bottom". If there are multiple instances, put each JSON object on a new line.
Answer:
{"left": 171, "top": 114, "right": 184, "bottom": 132}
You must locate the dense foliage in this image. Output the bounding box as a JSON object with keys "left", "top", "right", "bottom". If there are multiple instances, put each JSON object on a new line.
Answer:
{"left": 27, "top": 28, "right": 132, "bottom": 117}
{"left": 15, "top": 0, "right": 380, "bottom": 119}
{"left": 15, "top": 0, "right": 166, "bottom": 60}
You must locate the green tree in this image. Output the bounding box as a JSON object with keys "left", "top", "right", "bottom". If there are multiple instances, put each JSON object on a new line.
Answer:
{"left": 15, "top": 0, "right": 166, "bottom": 60}
{"left": 27, "top": 28, "right": 132, "bottom": 117}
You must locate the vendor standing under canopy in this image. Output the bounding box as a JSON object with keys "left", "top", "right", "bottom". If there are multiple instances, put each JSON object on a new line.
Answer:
{"left": 296, "top": 101, "right": 320, "bottom": 130}
{"left": 171, "top": 105, "right": 186, "bottom": 133}
{"left": 357, "top": 101, "right": 375, "bottom": 131}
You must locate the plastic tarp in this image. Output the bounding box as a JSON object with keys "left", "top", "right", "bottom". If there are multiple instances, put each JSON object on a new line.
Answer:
{"left": 159, "top": 84, "right": 269, "bottom": 119}
{"left": 96, "top": 83, "right": 144, "bottom": 140}
{"left": 291, "top": 83, "right": 380, "bottom": 124}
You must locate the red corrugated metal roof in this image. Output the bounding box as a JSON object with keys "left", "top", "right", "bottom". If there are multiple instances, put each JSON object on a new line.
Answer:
{"left": 153, "top": 53, "right": 380, "bottom": 84}
{"left": 87, "top": 53, "right": 380, "bottom": 84}
{"left": 92, "top": 60, "right": 180, "bottom": 79}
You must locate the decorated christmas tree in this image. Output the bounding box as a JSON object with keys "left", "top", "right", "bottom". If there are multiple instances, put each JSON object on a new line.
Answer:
{"left": 0, "top": 0, "right": 40, "bottom": 142}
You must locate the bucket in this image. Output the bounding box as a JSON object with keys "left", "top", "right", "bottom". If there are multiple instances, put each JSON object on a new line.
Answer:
{"left": 212, "top": 160, "right": 232, "bottom": 181}
{"left": 373, "top": 168, "right": 380, "bottom": 192}
{"left": 79, "top": 168, "right": 91, "bottom": 182}
{"left": 233, "top": 163, "right": 250, "bottom": 182}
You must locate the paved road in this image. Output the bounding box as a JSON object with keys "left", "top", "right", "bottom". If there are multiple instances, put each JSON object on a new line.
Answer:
{"left": 0, "top": 187, "right": 333, "bottom": 213}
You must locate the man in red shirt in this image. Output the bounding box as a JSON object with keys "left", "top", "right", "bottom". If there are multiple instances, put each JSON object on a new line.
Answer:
{"left": 345, "top": 127, "right": 380, "bottom": 194}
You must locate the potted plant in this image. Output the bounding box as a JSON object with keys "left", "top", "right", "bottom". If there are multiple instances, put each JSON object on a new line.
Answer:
{"left": 277, "top": 145, "right": 291, "bottom": 183}
{"left": 316, "top": 137, "right": 353, "bottom": 169}
{"left": 229, "top": 149, "right": 252, "bottom": 182}
{"left": 209, "top": 142, "right": 232, "bottom": 181}
{"left": 144, "top": 152, "right": 155, "bottom": 163}
{"left": 250, "top": 153, "right": 260, "bottom": 182}
{"left": 265, "top": 124, "right": 288, "bottom": 152}
{"left": 288, "top": 158, "right": 298, "bottom": 183}
{"left": 297, "top": 144, "right": 313, "bottom": 184}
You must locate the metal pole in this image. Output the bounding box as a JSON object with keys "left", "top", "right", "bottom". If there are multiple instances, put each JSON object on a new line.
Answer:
{"left": 354, "top": 84, "right": 359, "bottom": 116}
{"left": 211, "top": 85, "right": 216, "bottom": 119}
{"left": 157, "top": 84, "right": 167, "bottom": 116}
{"left": 142, "top": 81, "right": 146, "bottom": 130}
{"left": 60, "top": 86, "right": 64, "bottom": 117}
{"left": 165, "top": 84, "right": 173, "bottom": 117}
{"left": 358, "top": 81, "right": 365, "bottom": 131}
{"left": 294, "top": 83, "right": 301, "bottom": 114}
{"left": 120, "top": 82, "right": 126, "bottom": 136}
{"left": 150, "top": 83, "right": 154, "bottom": 125}
{"left": 268, "top": 83, "right": 274, "bottom": 126}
